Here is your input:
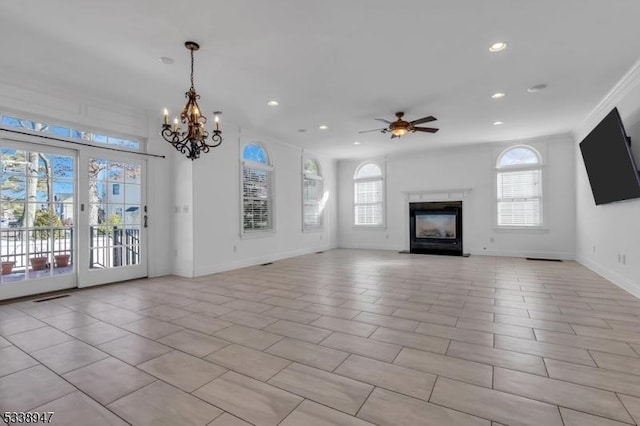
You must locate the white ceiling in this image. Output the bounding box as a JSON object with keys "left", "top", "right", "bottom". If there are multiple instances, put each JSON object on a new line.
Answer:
{"left": 2, "top": 0, "right": 640, "bottom": 159}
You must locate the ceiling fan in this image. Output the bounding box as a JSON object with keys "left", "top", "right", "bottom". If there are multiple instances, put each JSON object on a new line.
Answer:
{"left": 359, "top": 112, "right": 439, "bottom": 138}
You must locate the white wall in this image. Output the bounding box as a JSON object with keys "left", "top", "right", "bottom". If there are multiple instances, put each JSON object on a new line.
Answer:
{"left": 187, "top": 127, "right": 338, "bottom": 277}
{"left": 574, "top": 61, "right": 640, "bottom": 296}
{"left": 338, "top": 135, "right": 576, "bottom": 259}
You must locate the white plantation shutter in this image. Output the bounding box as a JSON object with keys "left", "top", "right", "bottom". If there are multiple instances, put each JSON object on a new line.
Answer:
{"left": 496, "top": 146, "right": 543, "bottom": 227}
{"left": 354, "top": 162, "right": 384, "bottom": 226}
{"left": 242, "top": 162, "right": 273, "bottom": 231}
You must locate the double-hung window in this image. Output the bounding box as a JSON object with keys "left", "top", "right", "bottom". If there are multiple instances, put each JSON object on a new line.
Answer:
{"left": 354, "top": 162, "right": 384, "bottom": 226}
{"left": 303, "top": 158, "right": 323, "bottom": 230}
{"left": 242, "top": 143, "right": 273, "bottom": 232}
{"left": 496, "top": 146, "right": 543, "bottom": 227}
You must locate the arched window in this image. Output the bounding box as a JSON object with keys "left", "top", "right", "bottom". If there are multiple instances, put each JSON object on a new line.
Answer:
{"left": 496, "top": 145, "right": 543, "bottom": 227}
{"left": 303, "top": 158, "right": 324, "bottom": 230}
{"left": 354, "top": 162, "right": 384, "bottom": 226}
{"left": 242, "top": 143, "right": 273, "bottom": 232}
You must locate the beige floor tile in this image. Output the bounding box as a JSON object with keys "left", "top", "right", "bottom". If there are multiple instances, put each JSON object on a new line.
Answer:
{"left": 591, "top": 350, "right": 640, "bottom": 375}
{"left": 138, "top": 350, "right": 227, "bottom": 392}
{"left": 261, "top": 289, "right": 304, "bottom": 299}
{"left": 268, "top": 363, "right": 372, "bottom": 415}
{"left": 261, "top": 307, "right": 321, "bottom": 324}
{"left": 261, "top": 296, "right": 311, "bottom": 310}
{"left": 430, "top": 377, "right": 563, "bottom": 426}
{"left": 34, "top": 391, "right": 128, "bottom": 426}
{"left": 299, "top": 295, "right": 348, "bottom": 307}
{"left": 340, "top": 301, "right": 396, "bottom": 316}
{"left": 0, "top": 346, "right": 39, "bottom": 377}
{"left": 0, "top": 315, "right": 45, "bottom": 336}
{"left": 394, "top": 347, "right": 493, "bottom": 387}
{"left": 32, "top": 339, "right": 109, "bottom": 374}
{"left": 219, "top": 310, "right": 279, "bottom": 329}
{"left": 19, "top": 302, "right": 72, "bottom": 319}
{"left": 559, "top": 407, "right": 630, "bottom": 426}
{"left": 335, "top": 354, "right": 436, "bottom": 400}
{"left": 430, "top": 305, "right": 495, "bottom": 322}
{"left": 158, "top": 330, "right": 229, "bottom": 357}
{"left": 40, "top": 311, "right": 99, "bottom": 330}
{"left": 618, "top": 394, "right": 640, "bottom": 425}
{"left": 109, "top": 381, "right": 222, "bottom": 426}
{"left": 447, "top": 341, "right": 547, "bottom": 376}
{"left": 140, "top": 304, "right": 192, "bottom": 321}
{"left": 281, "top": 400, "right": 375, "bottom": 425}
{"left": 0, "top": 366, "right": 75, "bottom": 412}
{"left": 0, "top": 336, "right": 10, "bottom": 348}
{"left": 545, "top": 358, "right": 640, "bottom": 397}
{"left": 195, "top": 371, "right": 302, "bottom": 426}
{"left": 63, "top": 357, "right": 155, "bottom": 405}
{"left": 391, "top": 308, "right": 457, "bottom": 327}
{"left": 535, "top": 329, "right": 637, "bottom": 357}
{"left": 171, "top": 314, "right": 233, "bottom": 335}
{"left": 528, "top": 310, "right": 611, "bottom": 328}
{"left": 186, "top": 302, "right": 234, "bottom": 317}
{"left": 306, "top": 304, "right": 360, "bottom": 319}
{"left": 205, "top": 344, "right": 290, "bottom": 381}
{"left": 320, "top": 332, "right": 401, "bottom": 362}
{"left": 457, "top": 318, "right": 534, "bottom": 340}
{"left": 214, "top": 325, "right": 283, "bottom": 350}
{"left": 311, "top": 316, "right": 378, "bottom": 338}
{"left": 351, "top": 311, "right": 417, "bottom": 331}
{"left": 6, "top": 326, "right": 73, "bottom": 353}
{"left": 97, "top": 334, "right": 173, "bottom": 365}
{"left": 370, "top": 327, "right": 450, "bottom": 353}
{"left": 493, "top": 367, "right": 633, "bottom": 423}
{"left": 417, "top": 322, "right": 495, "bottom": 346}
{"left": 208, "top": 413, "right": 252, "bottom": 425}
{"left": 88, "top": 307, "right": 147, "bottom": 325}
{"left": 222, "top": 300, "right": 273, "bottom": 313}
{"left": 120, "top": 318, "right": 184, "bottom": 340}
{"left": 358, "top": 387, "right": 489, "bottom": 426}
{"left": 494, "top": 314, "right": 574, "bottom": 333}
{"left": 573, "top": 324, "right": 640, "bottom": 344}
{"left": 264, "top": 320, "right": 332, "bottom": 343}
{"left": 67, "top": 321, "right": 131, "bottom": 345}
{"left": 266, "top": 337, "right": 349, "bottom": 371}
{"left": 495, "top": 334, "right": 597, "bottom": 366}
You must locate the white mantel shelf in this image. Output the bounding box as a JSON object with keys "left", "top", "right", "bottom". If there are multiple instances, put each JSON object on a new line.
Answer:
{"left": 402, "top": 188, "right": 472, "bottom": 202}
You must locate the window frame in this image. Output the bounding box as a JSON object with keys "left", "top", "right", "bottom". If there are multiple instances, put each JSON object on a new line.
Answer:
{"left": 240, "top": 142, "right": 275, "bottom": 237}
{"left": 495, "top": 145, "right": 545, "bottom": 229}
{"left": 353, "top": 161, "right": 385, "bottom": 228}
{"left": 302, "top": 157, "right": 324, "bottom": 232}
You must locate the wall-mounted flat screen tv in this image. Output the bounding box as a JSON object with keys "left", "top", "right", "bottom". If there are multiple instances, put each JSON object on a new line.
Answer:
{"left": 579, "top": 107, "right": 640, "bottom": 205}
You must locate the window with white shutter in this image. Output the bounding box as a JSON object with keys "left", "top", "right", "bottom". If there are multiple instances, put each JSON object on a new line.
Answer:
{"left": 242, "top": 143, "right": 274, "bottom": 232}
{"left": 354, "top": 162, "right": 384, "bottom": 227}
{"left": 496, "top": 146, "right": 543, "bottom": 227}
{"left": 303, "top": 158, "right": 323, "bottom": 230}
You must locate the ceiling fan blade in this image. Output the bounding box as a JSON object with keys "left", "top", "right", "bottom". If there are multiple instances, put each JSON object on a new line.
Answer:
{"left": 410, "top": 116, "right": 437, "bottom": 125}
{"left": 414, "top": 127, "right": 439, "bottom": 133}
{"left": 358, "top": 128, "right": 386, "bottom": 134}
{"left": 375, "top": 118, "right": 392, "bottom": 124}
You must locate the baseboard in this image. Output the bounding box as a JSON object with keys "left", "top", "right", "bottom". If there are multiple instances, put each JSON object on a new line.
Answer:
{"left": 467, "top": 248, "right": 575, "bottom": 260}
{"left": 191, "top": 244, "right": 338, "bottom": 277}
{"left": 576, "top": 254, "right": 640, "bottom": 299}
{"left": 338, "top": 243, "right": 405, "bottom": 251}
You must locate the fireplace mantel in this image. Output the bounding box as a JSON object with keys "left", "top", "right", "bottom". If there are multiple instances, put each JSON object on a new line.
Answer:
{"left": 402, "top": 188, "right": 472, "bottom": 202}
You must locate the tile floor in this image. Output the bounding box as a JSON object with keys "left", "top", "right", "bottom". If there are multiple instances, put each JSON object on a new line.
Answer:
{"left": 1, "top": 249, "right": 640, "bottom": 425}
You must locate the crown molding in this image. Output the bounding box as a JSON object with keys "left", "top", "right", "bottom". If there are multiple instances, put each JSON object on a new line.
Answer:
{"left": 573, "top": 59, "right": 640, "bottom": 142}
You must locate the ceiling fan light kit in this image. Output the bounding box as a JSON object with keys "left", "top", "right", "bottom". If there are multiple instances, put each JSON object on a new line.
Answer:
{"left": 360, "top": 111, "right": 439, "bottom": 139}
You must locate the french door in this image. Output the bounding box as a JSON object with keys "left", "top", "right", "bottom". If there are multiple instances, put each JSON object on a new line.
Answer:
{"left": 0, "top": 136, "right": 147, "bottom": 299}
{"left": 77, "top": 151, "right": 147, "bottom": 287}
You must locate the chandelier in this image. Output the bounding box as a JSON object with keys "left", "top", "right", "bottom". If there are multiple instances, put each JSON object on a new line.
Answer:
{"left": 161, "top": 41, "right": 222, "bottom": 160}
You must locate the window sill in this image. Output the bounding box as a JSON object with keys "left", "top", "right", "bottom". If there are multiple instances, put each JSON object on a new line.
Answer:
{"left": 353, "top": 225, "right": 386, "bottom": 230}
{"left": 240, "top": 229, "right": 276, "bottom": 239}
{"left": 493, "top": 226, "right": 549, "bottom": 233}
{"left": 303, "top": 227, "right": 324, "bottom": 233}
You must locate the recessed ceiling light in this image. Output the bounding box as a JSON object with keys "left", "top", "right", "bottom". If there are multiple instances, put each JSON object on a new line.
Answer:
{"left": 319, "top": 125, "right": 328, "bottom": 130}
{"left": 354, "top": 141, "right": 361, "bottom": 145}
{"left": 527, "top": 84, "right": 548, "bottom": 93}
{"left": 491, "top": 92, "right": 506, "bottom": 99}
{"left": 489, "top": 42, "right": 508, "bottom": 52}
{"left": 267, "top": 100, "right": 279, "bottom": 106}
{"left": 493, "top": 121, "right": 504, "bottom": 126}
{"left": 159, "top": 56, "right": 175, "bottom": 64}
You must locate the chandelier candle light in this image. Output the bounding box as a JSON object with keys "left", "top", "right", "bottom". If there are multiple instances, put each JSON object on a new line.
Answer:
{"left": 161, "top": 41, "right": 222, "bottom": 160}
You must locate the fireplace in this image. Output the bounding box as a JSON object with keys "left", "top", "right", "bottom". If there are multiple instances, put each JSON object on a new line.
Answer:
{"left": 409, "top": 201, "right": 462, "bottom": 256}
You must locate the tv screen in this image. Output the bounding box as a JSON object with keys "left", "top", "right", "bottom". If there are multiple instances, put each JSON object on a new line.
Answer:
{"left": 579, "top": 108, "right": 640, "bottom": 205}
{"left": 415, "top": 213, "right": 456, "bottom": 239}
